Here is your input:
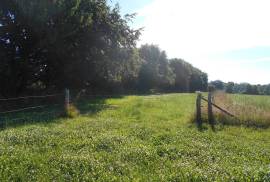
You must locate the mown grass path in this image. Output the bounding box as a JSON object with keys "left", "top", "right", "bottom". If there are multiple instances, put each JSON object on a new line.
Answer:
{"left": 0, "top": 94, "right": 269, "bottom": 181}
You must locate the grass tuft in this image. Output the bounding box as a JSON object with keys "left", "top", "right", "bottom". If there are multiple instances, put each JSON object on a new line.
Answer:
{"left": 65, "top": 104, "right": 80, "bottom": 118}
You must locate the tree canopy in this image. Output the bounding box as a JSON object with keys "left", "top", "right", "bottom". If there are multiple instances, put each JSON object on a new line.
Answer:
{"left": 0, "top": 0, "right": 208, "bottom": 97}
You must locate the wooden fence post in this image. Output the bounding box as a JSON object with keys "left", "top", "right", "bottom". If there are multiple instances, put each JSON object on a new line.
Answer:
{"left": 196, "top": 91, "right": 202, "bottom": 127}
{"left": 208, "top": 92, "right": 214, "bottom": 126}
{"left": 65, "top": 88, "right": 70, "bottom": 110}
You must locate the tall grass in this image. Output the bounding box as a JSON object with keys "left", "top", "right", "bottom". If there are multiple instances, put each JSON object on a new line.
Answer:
{"left": 206, "top": 92, "right": 270, "bottom": 128}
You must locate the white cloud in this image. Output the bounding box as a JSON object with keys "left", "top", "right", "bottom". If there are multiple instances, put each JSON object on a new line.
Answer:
{"left": 136, "top": 0, "right": 270, "bottom": 84}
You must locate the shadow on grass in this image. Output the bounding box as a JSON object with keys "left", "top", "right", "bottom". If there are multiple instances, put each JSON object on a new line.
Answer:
{"left": 75, "top": 95, "right": 123, "bottom": 116}
{"left": 189, "top": 113, "right": 214, "bottom": 132}
{"left": 0, "top": 105, "right": 65, "bottom": 130}
{"left": 0, "top": 95, "right": 124, "bottom": 130}
{"left": 196, "top": 124, "right": 209, "bottom": 132}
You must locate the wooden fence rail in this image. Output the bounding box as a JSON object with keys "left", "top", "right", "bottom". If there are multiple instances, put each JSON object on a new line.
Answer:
{"left": 196, "top": 91, "right": 237, "bottom": 126}
{"left": 201, "top": 97, "right": 236, "bottom": 118}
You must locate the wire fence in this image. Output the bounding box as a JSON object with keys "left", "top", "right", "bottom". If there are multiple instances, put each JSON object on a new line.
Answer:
{"left": 0, "top": 105, "right": 48, "bottom": 114}
{"left": 0, "top": 90, "right": 127, "bottom": 128}
{"left": 0, "top": 93, "right": 63, "bottom": 101}
{"left": 195, "top": 91, "right": 270, "bottom": 129}
{"left": 0, "top": 93, "right": 65, "bottom": 128}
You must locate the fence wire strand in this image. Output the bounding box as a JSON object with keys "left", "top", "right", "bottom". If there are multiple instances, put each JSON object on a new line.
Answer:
{"left": 0, "top": 93, "right": 63, "bottom": 101}
{"left": 0, "top": 105, "right": 48, "bottom": 114}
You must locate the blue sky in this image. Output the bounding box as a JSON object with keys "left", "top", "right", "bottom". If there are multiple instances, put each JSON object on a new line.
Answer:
{"left": 110, "top": 0, "right": 152, "bottom": 15}
{"left": 110, "top": 0, "right": 270, "bottom": 84}
{"left": 109, "top": 0, "right": 152, "bottom": 28}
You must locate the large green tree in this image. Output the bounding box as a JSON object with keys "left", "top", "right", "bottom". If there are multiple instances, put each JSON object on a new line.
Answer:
{"left": 138, "top": 44, "right": 174, "bottom": 91}
{"left": 0, "top": 0, "right": 210, "bottom": 96}
{"left": 0, "top": 0, "right": 142, "bottom": 96}
{"left": 170, "top": 58, "right": 208, "bottom": 92}
{"left": 170, "top": 59, "right": 191, "bottom": 92}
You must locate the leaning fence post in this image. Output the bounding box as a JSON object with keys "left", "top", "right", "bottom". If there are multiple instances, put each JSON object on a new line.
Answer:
{"left": 196, "top": 91, "right": 202, "bottom": 127}
{"left": 65, "top": 88, "right": 70, "bottom": 110}
{"left": 208, "top": 92, "right": 214, "bottom": 126}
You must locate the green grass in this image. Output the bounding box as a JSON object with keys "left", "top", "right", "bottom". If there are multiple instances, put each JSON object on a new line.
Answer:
{"left": 0, "top": 93, "right": 270, "bottom": 181}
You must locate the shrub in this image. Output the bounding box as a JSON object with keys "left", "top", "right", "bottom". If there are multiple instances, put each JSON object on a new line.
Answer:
{"left": 65, "top": 104, "right": 80, "bottom": 118}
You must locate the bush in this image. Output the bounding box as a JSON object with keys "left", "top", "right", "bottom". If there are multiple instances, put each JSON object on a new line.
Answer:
{"left": 65, "top": 104, "right": 80, "bottom": 118}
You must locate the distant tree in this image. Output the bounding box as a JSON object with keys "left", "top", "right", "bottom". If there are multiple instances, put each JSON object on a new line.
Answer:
{"left": 226, "top": 82, "right": 235, "bottom": 93}
{"left": 233, "top": 83, "right": 249, "bottom": 94}
{"left": 189, "top": 71, "right": 208, "bottom": 92}
{"left": 257, "top": 84, "right": 266, "bottom": 95}
{"left": 246, "top": 84, "right": 253, "bottom": 94}
{"left": 221, "top": 82, "right": 270, "bottom": 96}
{"left": 265, "top": 84, "right": 270, "bottom": 95}
{"left": 245, "top": 84, "right": 259, "bottom": 95}
{"left": 157, "top": 51, "right": 175, "bottom": 90}
{"left": 138, "top": 44, "right": 175, "bottom": 91}
{"left": 208, "top": 84, "right": 215, "bottom": 92}
{"left": 170, "top": 58, "right": 207, "bottom": 92}
{"left": 252, "top": 85, "right": 259, "bottom": 95}
{"left": 210, "top": 80, "right": 225, "bottom": 90}
{"left": 170, "top": 59, "right": 191, "bottom": 92}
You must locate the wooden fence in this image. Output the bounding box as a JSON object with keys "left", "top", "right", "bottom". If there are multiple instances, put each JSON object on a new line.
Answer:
{"left": 196, "top": 91, "right": 237, "bottom": 127}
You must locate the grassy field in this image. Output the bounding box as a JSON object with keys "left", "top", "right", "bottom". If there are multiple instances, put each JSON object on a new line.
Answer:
{"left": 0, "top": 94, "right": 270, "bottom": 181}
{"left": 206, "top": 92, "right": 270, "bottom": 128}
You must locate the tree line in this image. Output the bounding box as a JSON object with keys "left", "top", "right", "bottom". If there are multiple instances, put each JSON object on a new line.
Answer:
{"left": 0, "top": 0, "right": 208, "bottom": 97}
{"left": 210, "top": 80, "right": 270, "bottom": 95}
